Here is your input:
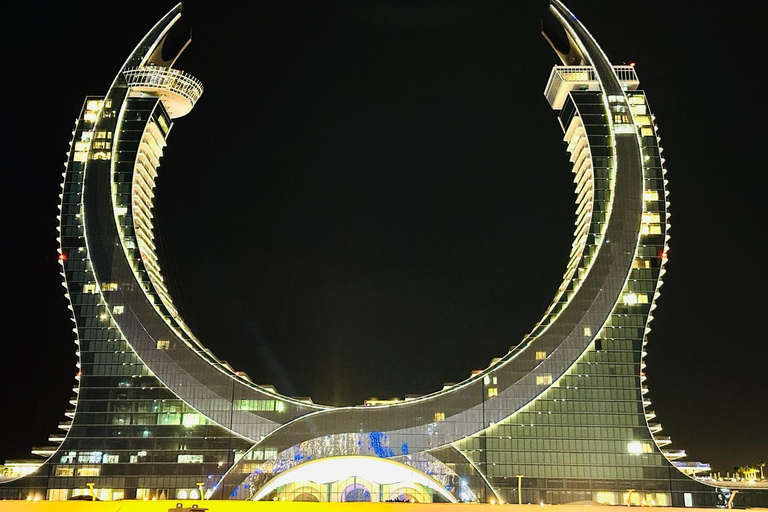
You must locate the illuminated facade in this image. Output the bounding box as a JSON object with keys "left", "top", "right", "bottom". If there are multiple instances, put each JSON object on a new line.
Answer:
{"left": 2, "top": 1, "right": 765, "bottom": 506}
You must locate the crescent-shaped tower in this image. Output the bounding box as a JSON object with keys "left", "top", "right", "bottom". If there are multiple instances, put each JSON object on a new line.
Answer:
{"left": 2, "top": 1, "right": 765, "bottom": 507}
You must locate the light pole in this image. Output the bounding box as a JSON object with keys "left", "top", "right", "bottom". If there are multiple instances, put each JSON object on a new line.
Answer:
{"left": 516, "top": 474, "right": 524, "bottom": 505}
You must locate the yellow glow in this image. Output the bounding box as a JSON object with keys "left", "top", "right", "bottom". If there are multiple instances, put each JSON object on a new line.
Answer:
{"left": 643, "top": 191, "right": 659, "bottom": 201}
{"left": 628, "top": 293, "right": 648, "bottom": 304}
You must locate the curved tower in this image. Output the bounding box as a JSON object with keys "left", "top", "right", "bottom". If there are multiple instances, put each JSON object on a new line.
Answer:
{"left": 2, "top": 1, "right": 763, "bottom": 506}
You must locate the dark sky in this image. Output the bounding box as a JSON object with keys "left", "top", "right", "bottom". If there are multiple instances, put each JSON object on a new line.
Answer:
{"left": 4, "top": 1, "right": 766, "bottom": 474}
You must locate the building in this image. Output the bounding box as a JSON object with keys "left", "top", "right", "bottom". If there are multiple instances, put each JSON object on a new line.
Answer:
{"left": 2, "top": 1, "right": 765, "bottom": 506}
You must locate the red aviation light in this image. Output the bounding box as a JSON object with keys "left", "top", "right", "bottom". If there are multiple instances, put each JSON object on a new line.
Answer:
{"left": 58, "top": 253, "right": 67, "bottom": 261}
{"left": 629, "top": 62, "right": 636, "bottom": 67}
{"left": 659, "top": 251, "right": 668, "bottom": 259}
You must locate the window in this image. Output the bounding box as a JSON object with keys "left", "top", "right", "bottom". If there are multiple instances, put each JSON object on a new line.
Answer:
{"left": 642, "top": 212, "right": 660, "bottom": 224}
{"left": 54, "top": 466, "right": 74, "bottom": 477}
{"left": 60, "top": 452, "right": 76, "bottom": 464}
{"left": 113, "top": 305, "right": 124, "bottom": 314}
{"left": 182, "top": 414, "right": 201, "bottom": 427}
{"left": 83, "top": 283, "right": 97, "bottom": 294}
{"left": 634, "top": 115, "right": 652, "bottom": 126}
{"left": 633, "top": 259, "right": 651, "bottom": 269}
{"left": 234, "top": 399, "right": 284, "bottom": 412}
{"left": 487, "top": 387, "right": 498, "bottom": 398}
{"left": 102, "top": 454, "right": 119, "bottom": 464}
{"left": 536, "top": 374, "right": 553, "bottom": 385}
{"left": 641, "top": 224, "right": 662, "bottom": 235}
{"left": 622, "top": 293, "right": 648, "bottom": 305}
{"left": 158, "top": 413, "right": 181, "bottom": 425}
{"left": 434, "top": 412, "right": 445, "bottom": 422}
{"left": 643, "top": 191, "right": 659, "bottom": 201}
{"left": 177, "top": 454, "right": 204, "bottom": 464}
{"left": 627, "top": 441, "right": 652, "bottom": 454}
{"left": 583, "top": 326, "right": 592, "bottom": 337}
{"left": 76, "top": 467, "right": 100, "bottom": 477}
{"left": 535, "top": 351, "right": 547, "bottom": 360}
{"left": 156, "top": 340, "right": 170, "bottom": 350}
{"left": 102, "top": 282, "right": 118, "bottom": 291}
{"left": 77, "top": 452, "right": 102, "bottom": 463}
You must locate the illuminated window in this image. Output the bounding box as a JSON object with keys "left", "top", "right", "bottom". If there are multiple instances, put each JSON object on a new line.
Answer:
{"left": 86, "top": 100, "right": 103, "bottom": 111}
{"left": 234, "top": 399, "right": 284, "bottom": 412}
{"left": 158, "top": 413, "right": 181, "bottom": 425}
{"left": 74, "top": 152, "right": 88, "bottom": 162}
{"left": 112, "top": 305, "right": 124, "bottom": 314}
{"left": 627, "top": 441, "right": 653, "bottom": 454}
{"left": 83, "top": 283, "right": 97, "bottom": 294}
{"left": 642, "top": 213, "right": 661, "bottom": 224}
{"left": 643, "top": 191, "right": 659, "bottom": 201}
{"left": 76, "top": 467, "right": 100, "bottom": 477}
{"left": 54, "top": 466, "right": 74, "bottom": 477}
{"left": 156, "top": 340, "right": 170, "bottom": 350}
{"left": 622, "top": 293, "right": 649, "bottom": 305}
{"left": 182, "top": 414, "right": 201, "bottom": 428}
{"left": 635, "top": 115, "right": 652, "bottom": 126}
{"left": 633, "top": 258, "right": 651, "bottom": 269}
{"left": 434, "top": 412, "right": 445, "bottom": 422}
{"left": 102, "top": 454, "right": 119, "bottom": 464}
{"left": 640, "top": 224, "right": 662, "bottom": 235}
{"left": 535, "top": 351, "right": 547, "bottom": 360}
{"left": 77, "top": 452, "right": 102, "bottom": 463}
{"left": 60, "top": 452, "right": 76, "bottom": 464}
{"left": 177, "top": 454, "right": 204, "bottom": 464}
{"left": 92, "top": 151, "right": 110, "bottom": 160}
{"left": 595, "top": 492, "right": 618, "bottom": 505}
{"left": 583, "top": 326, "right": 592, "bottom": 337}
{"left": 102, "top": 282, "right": 118, "bottom": 291}
{"left": 487, "top": 387, "right": 498, "bottom": 398}
{"left": 536, "top": 374, "right": 553, "bottom": 385}
{"left": 74, "top": 142, "right": 89, "bottom": 152}
{"left": 641, "top": 127, "right": 654, "bottom": 137}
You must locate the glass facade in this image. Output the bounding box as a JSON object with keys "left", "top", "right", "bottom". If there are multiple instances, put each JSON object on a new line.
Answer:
{"left": 3, "top": 1, "right": 766, "bottom": 507}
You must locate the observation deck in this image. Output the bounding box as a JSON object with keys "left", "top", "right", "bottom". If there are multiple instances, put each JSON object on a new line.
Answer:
{"left": 545, "top": 65, "right": 639, "bottom": 109}
{"left": 123, "top": 66, "right": 203, "bottom": 118}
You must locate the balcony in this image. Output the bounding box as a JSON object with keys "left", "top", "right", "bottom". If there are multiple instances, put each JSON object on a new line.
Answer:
{"left": 544, "top": 65, "right": 640, "bottom": 109}
{"left": 123, "top": 66, "right": 204, "bottom": 118}
{"left": 673, "top": 461, "right": 711, "bottom": 474}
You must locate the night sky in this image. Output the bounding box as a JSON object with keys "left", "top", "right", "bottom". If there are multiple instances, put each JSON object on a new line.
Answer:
{"left": 4, "top": 1, "right": 766, "bottom": 474}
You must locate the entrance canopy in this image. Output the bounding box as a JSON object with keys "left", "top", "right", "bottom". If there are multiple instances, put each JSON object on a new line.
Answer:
{"left": 252, "top": 456, "right": 457, "bottom": 503}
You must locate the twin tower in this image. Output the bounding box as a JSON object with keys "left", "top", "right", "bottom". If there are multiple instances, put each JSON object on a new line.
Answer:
{"left": 1, "top": 1, "right": 756, "bottom": 507}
